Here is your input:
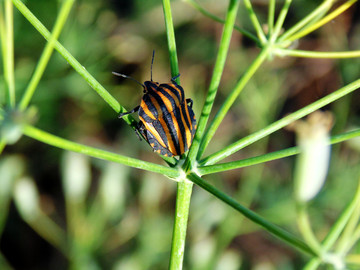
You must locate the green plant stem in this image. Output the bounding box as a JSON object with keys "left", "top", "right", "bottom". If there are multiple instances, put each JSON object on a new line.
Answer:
{"left": 162, "top": 1, "right": 194, "bottom": 269}
{"left": 267, "top": 0, "right": 276, "bottom": 37}
{"left": 4, "top": 0, "right": 15, "bottom": 107}
{"left": 284, "top": 0, "right": 357, "bottom": 43}
{"left": 187, "top": 172, "right": 317, "bottom": 256}
{"left": 201, "top": 78, "right": 360, "bottom": 166}
{"left": 197, "top": 128, "right": 360, "bottom": 175}
{"left": 275, "top": 48, "right": 360, "bottom": 58}
{"left": 304, "top": 181, "right": 360, "bottom": 269}
{"left": 18, "top": 0, "right": 75, "bottom": 111}
{"left": 336, "top": 184, "right": 360, "bottom": 254}
{"left": 277, "top": 0, "right": 333, "bottom": 43}
{"left": 29, "top": 213, "right": 68, "bottom": 256}
{"left": 0, "top": 5, "right": 7, "bottom": 104}
{"left": 297, "top": 204, "right": 322, "bottom": 254}
{"left": 197, "top": 46, "right": 270, "bottom": 159}
{"left": 22, "top": 125, "right": 180, "bottom": 179}
{"left": 0, "top": 252, "right": 13, "bottom": 270}
{"left": 0, "top": 139, "right": 6, "bottom": 155}
{"left": 13, "top": 0, "right": 176, "bottom": 166}
{"left": 162, "top": 0, "right": 179, "bottom": 82}
{"left": 12, "top": 0, "right": 128, "bottom": 119}
{"left": 269, "top": 0, "right": 292, "bottom": 43}
{"left": 169, "top": 179, "right": 193, "bottom": 270}
{"left": 185, "top": 0, "right": 240, "bottom": 167}
{"left": 184, "top": 0, "right": 259, "bottom": 44}
{"left": 243, "top": 0, "right": 267, "bottom": 44}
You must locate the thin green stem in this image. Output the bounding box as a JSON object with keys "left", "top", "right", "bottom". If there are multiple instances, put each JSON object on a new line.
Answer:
{"left": 269, "top": 0, "right": 292, "bottom": 43}
{"left": 275, "top": 48, "right": 360, "bottom": 58}
{"left": 197, "top": 46, "right": 270, "bottom": 159}
{"left": 0, "top": 5, "right": 7, "bottom": 104}
{"left": 336, "top": 184, "right": 360, "bottom": 254}
{"left": 0, "top": 139, "right": 6, "bottom": 155}
{"left": 277, "top": 0, "right": 333, "bottom": 43}
{"left": 187, "top": 172, "right": 317, "bottom": 256}
{"left": 201, "top": 78, "right": 360, "bottom": 166}
{"left": 297, "top": 205, "right": 322, "bottom": 254}
{"left": 184, "top": 0, "right": 240, "bottom": 168}
{"left": 284, "top": 0, "right": 357, "bottom": 43}
{"left": 162, "top": 0, "right": 179, "bottom": 82}
{"left": 304, "top": 181, "right": 360, "bottom": 269}
{"left": 169, "top": 179, "right": 193, "bottom": 270}
{"left": 13, "top": 0, "right": 176, "bottom": 166}
{"left": 243, "top": 0, "right": 267, "bottom": 44}
{"left": 18, "top": 0, "right": 75, "bottom": 111}
{"left": 267, "top": 0, "right": 276, "bottom": 37}
{"left": 12, "top": 0, "right": 127, "bottom": 118}
{"left": 4, "top": 0, "right": 15, "bottom": 107}
{"left": 197, "top": 128, "right": 360, "bottom": 175}
{"left": 184, "top": 0, "right": 259, "bottom": 44}
{"left": 23, "top": 125, "right": 180, "bottom": 179}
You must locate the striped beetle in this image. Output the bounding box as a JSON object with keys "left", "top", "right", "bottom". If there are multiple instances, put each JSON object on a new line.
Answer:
{"left": 113, "top": 52, "right": 196, "bottom": 157}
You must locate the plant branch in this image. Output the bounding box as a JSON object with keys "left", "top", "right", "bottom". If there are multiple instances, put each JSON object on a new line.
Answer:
{"left": 275, "top": 48, "right": 360, "bottom": 58}
{"left": 162, "top": 1, "right": 194, "bottom": 269}
{"left": 187, "top": 172, "right": 317, "bottom": 256}
{"left": 197, "top": 128, "right": 360, "bottom": 175}
{"left": 18, "top": 0, "right": 75, "bottom": 111}
{"left": 4, "top": 0, "right": 15, "bottom": 107}
{"left": 12, "top": 0, "right": 129, "bottom": 119}
{"left": 184, "top": 0, "right": 240, "bottom": 167}
{"left": 243, "top": 0, "right": 267, "bottom": 44}
{"left": 201, "top": 78, "right": 360, "bottom": 166}
{"left": 22, "top": 125, "right": 180, "bottom": 179}
{"left": 269, "top": 0, "right": 292, "bottom": 43}
{"left": 277, "top": 0, "right": 333, "bottom": 43}
{"left": 197, "top": 46, "right": 270, "bottom": 159}
{"left": 184, "top": 0, "right": 259, "bottom": 44}
{"left": 284, "top": 0, "right": 357, "bottom": 43}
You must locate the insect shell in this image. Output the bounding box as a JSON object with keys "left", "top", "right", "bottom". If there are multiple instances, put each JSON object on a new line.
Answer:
{"left": 113, "top": 53, "right": 196, "bottom": 157}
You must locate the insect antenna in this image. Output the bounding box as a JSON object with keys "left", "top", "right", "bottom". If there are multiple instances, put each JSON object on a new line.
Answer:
{"left": 150, "top": 50, "right": 155, "bottom": 81}
{"left": 112, "top": 72, "right": 145, "bottom": 89}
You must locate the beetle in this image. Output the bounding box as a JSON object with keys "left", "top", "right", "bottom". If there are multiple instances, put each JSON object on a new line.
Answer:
{"left": 113, "top": 51, "right": 196, "bottom": 157}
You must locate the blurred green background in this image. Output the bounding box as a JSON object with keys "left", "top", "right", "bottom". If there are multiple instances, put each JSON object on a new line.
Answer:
{"left": 1, "top": 0, "right": 360, "bottom": 269}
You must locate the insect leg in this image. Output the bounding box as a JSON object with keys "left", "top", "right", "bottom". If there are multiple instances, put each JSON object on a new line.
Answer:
{"left": 118, "top": 106, "right": 140, "bottom": 118}
{"left": 134, "top": 121, "right": 147, "bottom": 141}
{"left": 186, "top": 98, "right": 193, "bottom": 108}
{"left": 171, "top": 74, "right": 181, "bottom": 84}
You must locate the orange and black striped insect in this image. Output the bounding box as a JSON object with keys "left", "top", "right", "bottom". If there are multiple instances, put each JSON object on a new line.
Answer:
{"left": 113, "top": 51, "right": 196, "bottom": 157}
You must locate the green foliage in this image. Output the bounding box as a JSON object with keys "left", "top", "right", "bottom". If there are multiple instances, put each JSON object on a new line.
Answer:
{"left": 1, "top": 0, "right": 360, "bottom": 269}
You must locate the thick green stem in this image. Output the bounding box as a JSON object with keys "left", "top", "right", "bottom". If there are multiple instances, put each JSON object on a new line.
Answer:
{"left": 169, "top": 180, "right": 193, "bottom": 270}
{"left": 162, "top": 1, "right": 194, "bottom": 269}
